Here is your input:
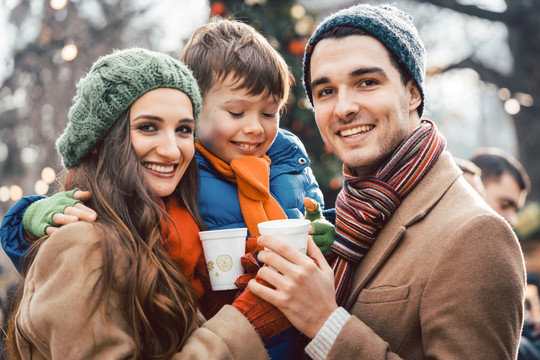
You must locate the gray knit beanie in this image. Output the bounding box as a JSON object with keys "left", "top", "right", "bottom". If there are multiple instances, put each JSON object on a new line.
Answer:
{"left": 302, "top": 4, "right": 426, "bottom": 116}
{"left": 56, "top": 48, "right": 202, "bottom": 168}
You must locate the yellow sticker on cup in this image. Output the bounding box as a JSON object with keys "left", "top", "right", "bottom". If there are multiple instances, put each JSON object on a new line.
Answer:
{"left": 216, "top": 254, "right": 233, "bottom": 272}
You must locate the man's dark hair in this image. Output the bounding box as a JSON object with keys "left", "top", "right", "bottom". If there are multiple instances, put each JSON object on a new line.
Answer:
{"left": 470, "top": 148, "right": 531, "bottom": 193}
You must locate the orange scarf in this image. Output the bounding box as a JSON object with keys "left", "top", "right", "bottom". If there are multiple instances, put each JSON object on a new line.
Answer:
{"left": 195, "top": 141, "right": 287, "bottom": 236}
{"left": 161, "top": 196, "right": 210, "bottom": 300}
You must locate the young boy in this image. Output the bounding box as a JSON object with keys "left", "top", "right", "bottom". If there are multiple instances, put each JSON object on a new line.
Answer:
{"left": 1, "top": 18, "right": 332, "bottom": 359}
{"left": 182, "top": 17, "right": 324, "bottom": 239}
{"left": 183, "top": 18, "right": 327, "bottom": 358}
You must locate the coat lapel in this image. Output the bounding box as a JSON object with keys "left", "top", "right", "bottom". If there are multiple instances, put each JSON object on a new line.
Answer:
{"left": 344, "top": 217, "right": 406, "bottom": 309}
{"left": 343, "top": 152, "right": 462, "bottom": 309}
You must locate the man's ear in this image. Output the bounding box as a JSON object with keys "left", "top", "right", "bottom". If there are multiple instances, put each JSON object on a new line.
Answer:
{"left": 407, "top": 80, "right": 422, "bottom": 113}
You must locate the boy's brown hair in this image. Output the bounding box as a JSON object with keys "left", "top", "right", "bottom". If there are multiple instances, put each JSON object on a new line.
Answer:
{"left": 181, "top": 17, "right": 292, "bottom": 108}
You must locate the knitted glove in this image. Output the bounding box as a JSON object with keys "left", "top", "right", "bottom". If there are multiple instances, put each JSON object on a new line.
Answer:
{"left": 22, "top": 189, "right": 81, "bottom": 238}
{"left": 232, "top": 276, "right": 292, "bottom": 341}
{"left": 304, "top": 198, "right": 335, "bottom": 254}
{"left": 235, "top": 235, "right": 263, "bottom": 290}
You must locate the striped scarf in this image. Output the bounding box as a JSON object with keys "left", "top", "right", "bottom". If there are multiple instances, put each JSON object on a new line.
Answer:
{"left": 332, "top": 120, "right": 446, "bottom": 305}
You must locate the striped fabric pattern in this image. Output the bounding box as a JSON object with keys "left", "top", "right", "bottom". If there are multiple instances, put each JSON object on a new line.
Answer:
{"left": 332, "top": 119, "right": 446, "bottom": 305}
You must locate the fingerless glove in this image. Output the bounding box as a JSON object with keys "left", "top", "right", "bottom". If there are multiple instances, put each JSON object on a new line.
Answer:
{"left": 22, "top": 189, "right": 81, "bottom": 238}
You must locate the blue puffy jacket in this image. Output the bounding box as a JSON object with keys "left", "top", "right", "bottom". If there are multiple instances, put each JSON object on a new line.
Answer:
{"left": 1, "top": 195, "right": 45, "bottom": 271}
{"left": 197, "top": 128, "right": 324, "bottom": 234}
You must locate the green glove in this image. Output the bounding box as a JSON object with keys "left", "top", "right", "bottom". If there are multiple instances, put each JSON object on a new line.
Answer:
{"left": 22, "top": 189, "right": 81, "bottom": 238}
{"left": 304, "top": 198, "right": 335, "bottom": 254}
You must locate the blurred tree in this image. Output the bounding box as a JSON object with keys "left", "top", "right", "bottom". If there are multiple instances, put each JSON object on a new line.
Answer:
{"left": 0, "top": 0, "right": 150, "bottom": 216}
{"left": 412, "top": 0, "right": 540, "bottom": 202}
{"left": 209, "top": 0, "right": 343, "bottom": 207}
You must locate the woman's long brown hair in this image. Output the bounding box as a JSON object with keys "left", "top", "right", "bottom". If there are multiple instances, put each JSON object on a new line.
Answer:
{"left": 6, "top": 109, "right": 205, "bottom": 359}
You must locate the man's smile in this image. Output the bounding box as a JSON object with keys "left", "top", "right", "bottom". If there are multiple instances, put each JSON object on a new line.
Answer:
{"left": 338, "top": 124, "right": 375, "bottom": 137}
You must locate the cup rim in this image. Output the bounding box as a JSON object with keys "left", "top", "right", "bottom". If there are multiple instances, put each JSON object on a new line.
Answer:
{"left": 199, "top": 227, "right": 247, "bottom": 241}
{"left": 258, "top": 219, "right": 311, "bottom": 235}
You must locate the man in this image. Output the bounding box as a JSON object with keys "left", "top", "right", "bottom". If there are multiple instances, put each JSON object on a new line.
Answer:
{"left": 469, "top": 148, "right": 535, "bottom": 360}
{"left": 462, "top": 150, "right": 532, "bottom": 360}
{"left": 471, "top": 147, "right": 530, "bottom": 228}
{"left": 249, "top": 4, "right": 526, "bottom": 359}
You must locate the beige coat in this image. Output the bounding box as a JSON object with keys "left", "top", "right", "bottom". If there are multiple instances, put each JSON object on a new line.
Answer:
{"left": 14, "top": 221, "right": 269, "bottom": 359}
{"left": 328, "top": 152, "right": 526, "bottom": 359}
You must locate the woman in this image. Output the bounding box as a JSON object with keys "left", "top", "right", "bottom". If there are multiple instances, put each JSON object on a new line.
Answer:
{"left": 5, "top": 48, "right": 268, "bottom": 359}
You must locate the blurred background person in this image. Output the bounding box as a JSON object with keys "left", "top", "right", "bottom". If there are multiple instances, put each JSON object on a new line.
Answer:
{"left": 470, "top": 147, "right": 530, "bottom": 228}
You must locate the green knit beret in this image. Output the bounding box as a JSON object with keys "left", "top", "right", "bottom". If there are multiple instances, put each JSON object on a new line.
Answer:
{"left": 302, "top": 4, "right": 426, "bottom": 116}
{"left": 56, "top": 48, "right": 202, "bottom": 168}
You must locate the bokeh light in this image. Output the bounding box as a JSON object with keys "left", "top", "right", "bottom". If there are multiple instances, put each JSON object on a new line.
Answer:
{"left": 10, "top": 185, "right": 23, "bottom": 201}
{"left": 61, "top": 44, "right": 78, "bottom": 61}
{"left": 291, "top": 119, "right": 303, "bottom": 132}
{"left": 288, "top": 38, "right": 306, "bottom": 55}
{"left": 50, "top": 0, "right": 67, "bottom": 10}
{"left": 504, "top": 98, "right": 520, "bottom": 115}
{"left": 0, "top": 186, "right": 10, "bottom": 202}
{"left": 210, "top": 1, "right": 226, "bottom": 16}
{"left": 41, "top": 167, "right": 56, "bottom": 184}
{"left": 294, "top": 16, "right": 314, "bottom": 36}
{"left": 498, "top": 88, "right": 511, "bottom": 101}
{"left": 244, "top": 0, "right": 266, "bottom": 5}
{"left": 329, "top": 177, "right": 342, "bottom": 191}
{"left": 21, "top": 147, "right": 38, "bottom": 164}
{"left": 298, "top": 98, "right": 310, "bottom": 110}
{"left": 515, "top": 92, "right": 534, "bottom": 107}
{"left": 290, "top": 4, "right": 306, "bottom": 20}
{"left": 35, "top": 180, "right": 49, "bottom": 195}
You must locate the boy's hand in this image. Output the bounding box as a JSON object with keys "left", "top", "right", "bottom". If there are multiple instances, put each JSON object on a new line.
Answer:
{"left": 303, "top": 198, "right": 334, "bottom": 254}
{"left": 303, "top": 197, "right": 320, "bottom": 221}
{"left": 235, "top": 235, "right": 263, "bottom": 290}
{"left": 23, "top": 189, "right": 97, "bottom": 238}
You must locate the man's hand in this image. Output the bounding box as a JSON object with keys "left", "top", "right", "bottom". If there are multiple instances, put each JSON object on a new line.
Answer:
{"left": 248, "top": 234, "right": 338, "bottom": 339}
{"left": 47, "top": 190, "right": 96, "bottom": 235}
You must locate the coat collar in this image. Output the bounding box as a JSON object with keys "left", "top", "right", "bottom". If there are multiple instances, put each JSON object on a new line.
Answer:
{"left": 344, "top": 152, "right": 461, "bottom": 308}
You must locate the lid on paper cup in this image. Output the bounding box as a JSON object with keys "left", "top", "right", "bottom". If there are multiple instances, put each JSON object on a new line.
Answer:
{"left": 199, "top": 227, "right": 247, "bottom": 241}
{"left": 258, "top": 219, "right": 311, "bottom": 236}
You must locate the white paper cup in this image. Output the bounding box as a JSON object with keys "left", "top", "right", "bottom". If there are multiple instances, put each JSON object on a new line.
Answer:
{"left": 199, "top": 228, "right": 246, "bottom": 291}
{"left": 257, "top": 219, "right": 311, "bottom": 254}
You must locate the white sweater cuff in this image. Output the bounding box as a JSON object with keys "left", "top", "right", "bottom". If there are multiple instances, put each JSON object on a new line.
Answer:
{"left": 304, "top": 307, "right": 350, "bottom": 360}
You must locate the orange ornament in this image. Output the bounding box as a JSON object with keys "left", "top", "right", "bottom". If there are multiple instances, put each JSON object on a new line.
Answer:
{"left": 330, "top": 177, "right": 342, "bottom": 191}
{"left": 291, "top": 120, "right": 303, "bottom": 132}
{"left": 288, "top": 38, "right": 307, "bottom": 56}
{"left": 211, "top": 2, "right": 226, "bottom": 16}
